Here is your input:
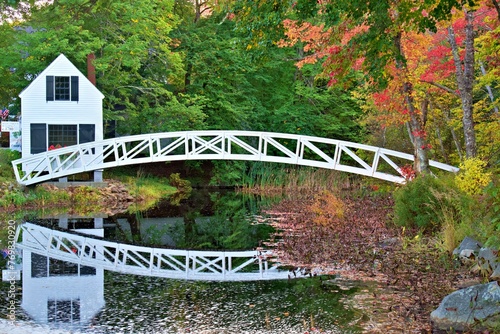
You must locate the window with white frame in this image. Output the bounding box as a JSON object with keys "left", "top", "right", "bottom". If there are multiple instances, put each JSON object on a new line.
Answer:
{"left": 54, "top": 76, "right": 70, "bottom": 100}
{"left": 48, "top": 124, "right": 77, "bottom": 148}
{"left": 46, "top": 76, "right": 79, "bottom": 101}
{"left": 30, "top": 123, "right": 96, "bottom": 153}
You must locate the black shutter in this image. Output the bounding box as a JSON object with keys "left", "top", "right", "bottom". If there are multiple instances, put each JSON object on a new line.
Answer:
{"left": 71, "top": 76, "right": 79, "bottom": 101}
{"left": 46, "top": 76, "right": 54, "bottom": 101}
{"left": 30, "top": 123, "right": 47, "bottom": 154}
{"left": 79, "top": 124, "right": 95, "bottom": 144}
{"left": 79, "top": 124, "right": 95, "bottom": 153}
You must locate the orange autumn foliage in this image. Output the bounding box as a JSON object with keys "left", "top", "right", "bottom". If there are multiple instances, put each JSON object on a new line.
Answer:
{"left": 278, "top": 19, "right": 332, "bottom": 68}
{"left": 308, "top": 190, "right": 345, "bottom": 226}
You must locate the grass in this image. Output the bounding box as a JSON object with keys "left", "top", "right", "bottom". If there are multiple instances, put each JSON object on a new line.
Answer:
{"left": 241, "top": 162, "right": 353, "bottom": 196}
{"left": 104, "top": 168, "right": 178, "bottom": 211}
{"left": 0, "top": 152, "right": 178, "bottom": 214}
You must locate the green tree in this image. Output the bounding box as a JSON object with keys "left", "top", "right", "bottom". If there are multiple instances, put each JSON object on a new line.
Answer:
{"left": 265, "top": 75, "right": 364, "bottom": 141}
{"left": 172, "top": 12, "right": 259, "bottom": 130}
{"left": 0, "top": 0, "right": 192, "bottom": 134}
{"left": 0, "top": 23, "right": 16, "bottom": 111}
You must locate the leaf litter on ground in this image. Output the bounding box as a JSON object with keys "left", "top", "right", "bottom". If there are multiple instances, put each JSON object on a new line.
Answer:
{"left": 261, "top": 191, "right": 481, "bottom": 333}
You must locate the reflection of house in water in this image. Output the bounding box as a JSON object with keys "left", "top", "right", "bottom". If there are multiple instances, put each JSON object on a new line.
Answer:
{"left": 21, "top": 217, "right": 104, "bottom": 330}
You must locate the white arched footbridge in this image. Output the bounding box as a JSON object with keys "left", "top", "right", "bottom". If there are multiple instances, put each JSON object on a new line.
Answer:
{"left": 15, "top": 222, "right": 294, "bottom": 281}
{"left": 12, "top": 130, "right": 458, "bottom": 186}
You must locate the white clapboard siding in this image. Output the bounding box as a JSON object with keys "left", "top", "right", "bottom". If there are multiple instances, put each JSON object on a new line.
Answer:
{"left": 19, "top": 54, "right": 104, "bottom": 164}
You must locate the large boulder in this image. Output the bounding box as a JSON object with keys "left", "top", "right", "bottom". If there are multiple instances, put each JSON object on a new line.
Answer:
{"left": 430, "top": 281, "right": 500, "bottom": 332}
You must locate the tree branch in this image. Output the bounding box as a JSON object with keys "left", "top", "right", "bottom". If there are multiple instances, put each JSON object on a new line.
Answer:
{"left": 421, "top": 80, "right": 460, "bottom": 97}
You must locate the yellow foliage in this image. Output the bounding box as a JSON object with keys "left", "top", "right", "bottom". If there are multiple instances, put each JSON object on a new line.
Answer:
{"left": 475, "top": 114, "right": 500, "bottom": 160}
{"left": 308, "top": 190, "right": 344, "bottom": 226}
{"left": 454, "top": 158, "right": 492, "bottom": 195}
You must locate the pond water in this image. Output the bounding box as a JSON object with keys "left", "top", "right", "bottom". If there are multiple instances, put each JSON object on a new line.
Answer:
{"left": 1, "top": 189, "right": 371, "bottom": 333}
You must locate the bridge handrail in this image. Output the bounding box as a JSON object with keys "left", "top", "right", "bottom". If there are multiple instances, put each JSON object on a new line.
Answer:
{"left": 12, "top": 130, "right": 459, "bottom": 185}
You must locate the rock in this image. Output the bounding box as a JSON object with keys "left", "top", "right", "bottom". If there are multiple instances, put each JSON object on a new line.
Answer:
{"left": 478, "top": 247, "right": 498, "bottom": 273}
{"left": 455, "top": 278, "right": 484, "bottom": 289}
{"left": 492, "top": 265, "right": 500, "bottom": 281}
{"left": 379, "top": 237, "right": 400, "bottom": 249}
{"left": 430, "top": 281, "right": 500, "bottom": 332}
{"left": 478, "top": 247, "right": 497, "bottom": 261}
{"left": 459, "top": 249, "right": 475, "bottom": 259}
{"left": 453, "top": 236, "right": 483, "bottom": 260}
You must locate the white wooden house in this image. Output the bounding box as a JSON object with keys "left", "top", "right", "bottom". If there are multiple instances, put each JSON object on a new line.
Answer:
{"left": 19, "top": 54, "right": 104, "bottom": 180}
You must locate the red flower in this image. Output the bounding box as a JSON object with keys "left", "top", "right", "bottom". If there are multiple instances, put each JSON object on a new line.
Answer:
{"left": 48, "top": 144, "right": 63, "bottom": 151}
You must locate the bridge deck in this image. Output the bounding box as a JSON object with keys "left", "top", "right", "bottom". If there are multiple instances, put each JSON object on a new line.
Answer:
{"left": 12, "top": 130, "right": 458, "bottom": 185}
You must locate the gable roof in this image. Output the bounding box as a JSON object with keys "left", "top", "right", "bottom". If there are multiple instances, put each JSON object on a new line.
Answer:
{"left": 19, "top": 53, "right": 104, "bottom": 99}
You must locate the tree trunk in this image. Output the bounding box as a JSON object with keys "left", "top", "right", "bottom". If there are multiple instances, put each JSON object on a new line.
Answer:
{"left": 491, "top": 0, "right": 500, "bottom": 22}
{"left": 479, "top": 61, "right": 499, "bottom": 114}
{"left": 403, "top": 82, "right": 430, "bottom": 173}
{"left": 126, "top": 214, "right": 142, "bottom": 243}
{"left": 435, "top": 127, "right": 449, "bottom": 164}
{"left": 434, "top": 100, "right": 464, "bottom": 161}
{"left": 394, "top": 33, "right": 429, "bottom": 173}
{"left": 183, "top": 213, "right": 196, "bottom": 246}
{"left": 405, "top": 122, "right": 414, "bottom": 147}
{"left": 448, "top": 9, "right": 477, "bottom": 158}
{"left": 195, "top": 0, "right": 202, "bottom": 23}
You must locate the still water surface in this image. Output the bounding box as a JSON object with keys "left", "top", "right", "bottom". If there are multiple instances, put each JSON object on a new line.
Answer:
{"left": 1, "top": 189, "right": 370, "bottom": 333}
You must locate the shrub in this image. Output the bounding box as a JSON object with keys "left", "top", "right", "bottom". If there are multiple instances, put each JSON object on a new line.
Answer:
{"left": 455, "top": 157, "right": 492, "bottom": 195}
{"left": 1, "top": 189, "right": 28, "bottom": 206}
{"left": 209, "top": 160, "right": 246, "bottom": 186}
{"left": 0, "top": 149, "right": 21, "bottom": 181}
{"left": 393, "top": 175, "right": 444, "bottom": 231}
{"left": 481, "top": 181, "right": 500, "bottom": 249}
{"left": 433, "top": 187, "right": 477, "bottom": 253}
{"left": 393, "top": 174, "right": 474, "bottom": 232}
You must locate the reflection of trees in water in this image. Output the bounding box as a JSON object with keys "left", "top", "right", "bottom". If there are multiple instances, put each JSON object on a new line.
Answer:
{"left": 174, "top": 189, "right": 276, "bottom": 250}
{"left": 110, "top": 189, "right": 276, "bottom": 250}
{"left": 108, "top": 211, "right": 143, "bottom": 243}
{"left": 182, "top": 210, "right": 197, "bottom": 246}
{"left": 129, "top": 212, "right": 142, "bottom": 242}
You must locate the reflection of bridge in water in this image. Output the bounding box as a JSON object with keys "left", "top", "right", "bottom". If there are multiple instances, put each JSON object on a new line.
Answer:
{"left": 16, "top": 223, "right": 293, "bottom": 281}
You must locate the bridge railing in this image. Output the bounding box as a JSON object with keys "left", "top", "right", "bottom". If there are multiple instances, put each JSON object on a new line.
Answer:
{"left": 12, "top": 130, "right": 459, "bottom": 185}
{"left": 15, "top": 222, "right": 290, "bottom": 281}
